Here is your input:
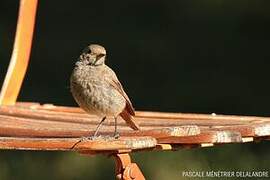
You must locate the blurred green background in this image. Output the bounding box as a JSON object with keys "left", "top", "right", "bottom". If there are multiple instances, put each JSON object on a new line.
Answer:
{"left": 1, "top": 0, "right": 270, "bottom": 179}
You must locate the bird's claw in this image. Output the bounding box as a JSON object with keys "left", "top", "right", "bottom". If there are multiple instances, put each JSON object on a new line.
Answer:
{"left": 113, "top": 132, "right": 120, "bottom": 139}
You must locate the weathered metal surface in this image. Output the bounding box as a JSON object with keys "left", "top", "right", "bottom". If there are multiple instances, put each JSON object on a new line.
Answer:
{"left": 0, "top": 103, "right": 270, "bottom": 152}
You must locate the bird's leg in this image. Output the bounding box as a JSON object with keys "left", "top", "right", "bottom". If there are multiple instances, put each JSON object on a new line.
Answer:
{"left": 113, "top": 116, "right": 120, "bottom": 139}
{"left": 93, "top": 116, "right": 106, "bottom": 137}
{"left": 70, "top": 116, "right": 107, "bottom": 149}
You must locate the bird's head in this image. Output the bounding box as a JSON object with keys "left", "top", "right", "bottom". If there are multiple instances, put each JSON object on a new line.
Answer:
{"left": 79, "top": 44, "right": 106, "bottom": 66}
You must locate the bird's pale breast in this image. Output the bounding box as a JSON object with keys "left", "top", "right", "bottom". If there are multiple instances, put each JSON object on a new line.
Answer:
{"left": 70, "top": 65, "right": 126, "bottom": 117}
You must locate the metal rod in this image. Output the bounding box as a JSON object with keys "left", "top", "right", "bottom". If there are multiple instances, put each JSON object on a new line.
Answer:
{"left": 0, "top": 0, "right": 38, "bottom": 105}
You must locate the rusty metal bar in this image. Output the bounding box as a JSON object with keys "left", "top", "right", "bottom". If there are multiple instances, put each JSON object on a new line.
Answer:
{"left": 0, "top": 136, "right": 157, "bottom": 152}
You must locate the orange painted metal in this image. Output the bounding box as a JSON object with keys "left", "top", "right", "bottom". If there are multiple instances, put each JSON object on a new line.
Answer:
{"left": 0, "top": 0, "right": 38, "bottom": 105}
{"left": 114, "top": 153, "right": 145, "bottom": 180}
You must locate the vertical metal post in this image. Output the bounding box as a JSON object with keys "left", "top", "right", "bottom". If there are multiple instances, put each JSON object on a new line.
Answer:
{"left": 0, "top": 0, "right": 38, "bottom": 105}
{"left": 113, "top": 153, "right": 145, "bottom": 180}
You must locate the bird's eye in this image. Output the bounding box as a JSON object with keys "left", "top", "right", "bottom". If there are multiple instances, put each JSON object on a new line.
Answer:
{"left": 82, "top": 47, "right": 91, "bottom": 54}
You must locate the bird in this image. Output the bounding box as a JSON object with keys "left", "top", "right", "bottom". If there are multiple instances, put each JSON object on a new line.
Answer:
{"left": 70, "top": 44, "right": 140, "bottom": 139}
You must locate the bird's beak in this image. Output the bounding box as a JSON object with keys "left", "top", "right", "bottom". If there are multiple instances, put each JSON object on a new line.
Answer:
{"left": 92, "top": 58, "right": 98, "bottom": 65}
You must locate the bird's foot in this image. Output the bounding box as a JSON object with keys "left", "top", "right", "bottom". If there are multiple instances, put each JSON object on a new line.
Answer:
{"left": 113, "top": 132, "right": 120, "bottom": 139}
{"left": 70, "top": 135, "right": 100, "bottom": 149}
{"left": 70, "top": 137, "right": 86, "bottom": 149}
{"left": 71, "top": 134, "right": 120, "bottom": 149}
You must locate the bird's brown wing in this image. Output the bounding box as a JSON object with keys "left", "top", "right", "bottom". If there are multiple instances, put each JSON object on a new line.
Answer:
{"left": 106, "top": 76, "right": 135, "bottom": 116}
{"left": 104, "top": 66, "right": 140, "bottom": 130}
{"left": 103, "top": 66, "right": 135, "bottom": 116}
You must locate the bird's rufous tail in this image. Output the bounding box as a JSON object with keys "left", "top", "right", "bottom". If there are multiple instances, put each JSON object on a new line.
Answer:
{"left": 120, "top": 110, "right": 140, "bottom": 130}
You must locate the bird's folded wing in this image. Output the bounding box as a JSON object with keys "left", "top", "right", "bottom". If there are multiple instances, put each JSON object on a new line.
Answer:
{"left": 105, "top": 77, "right": 135, "bottom": 116}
